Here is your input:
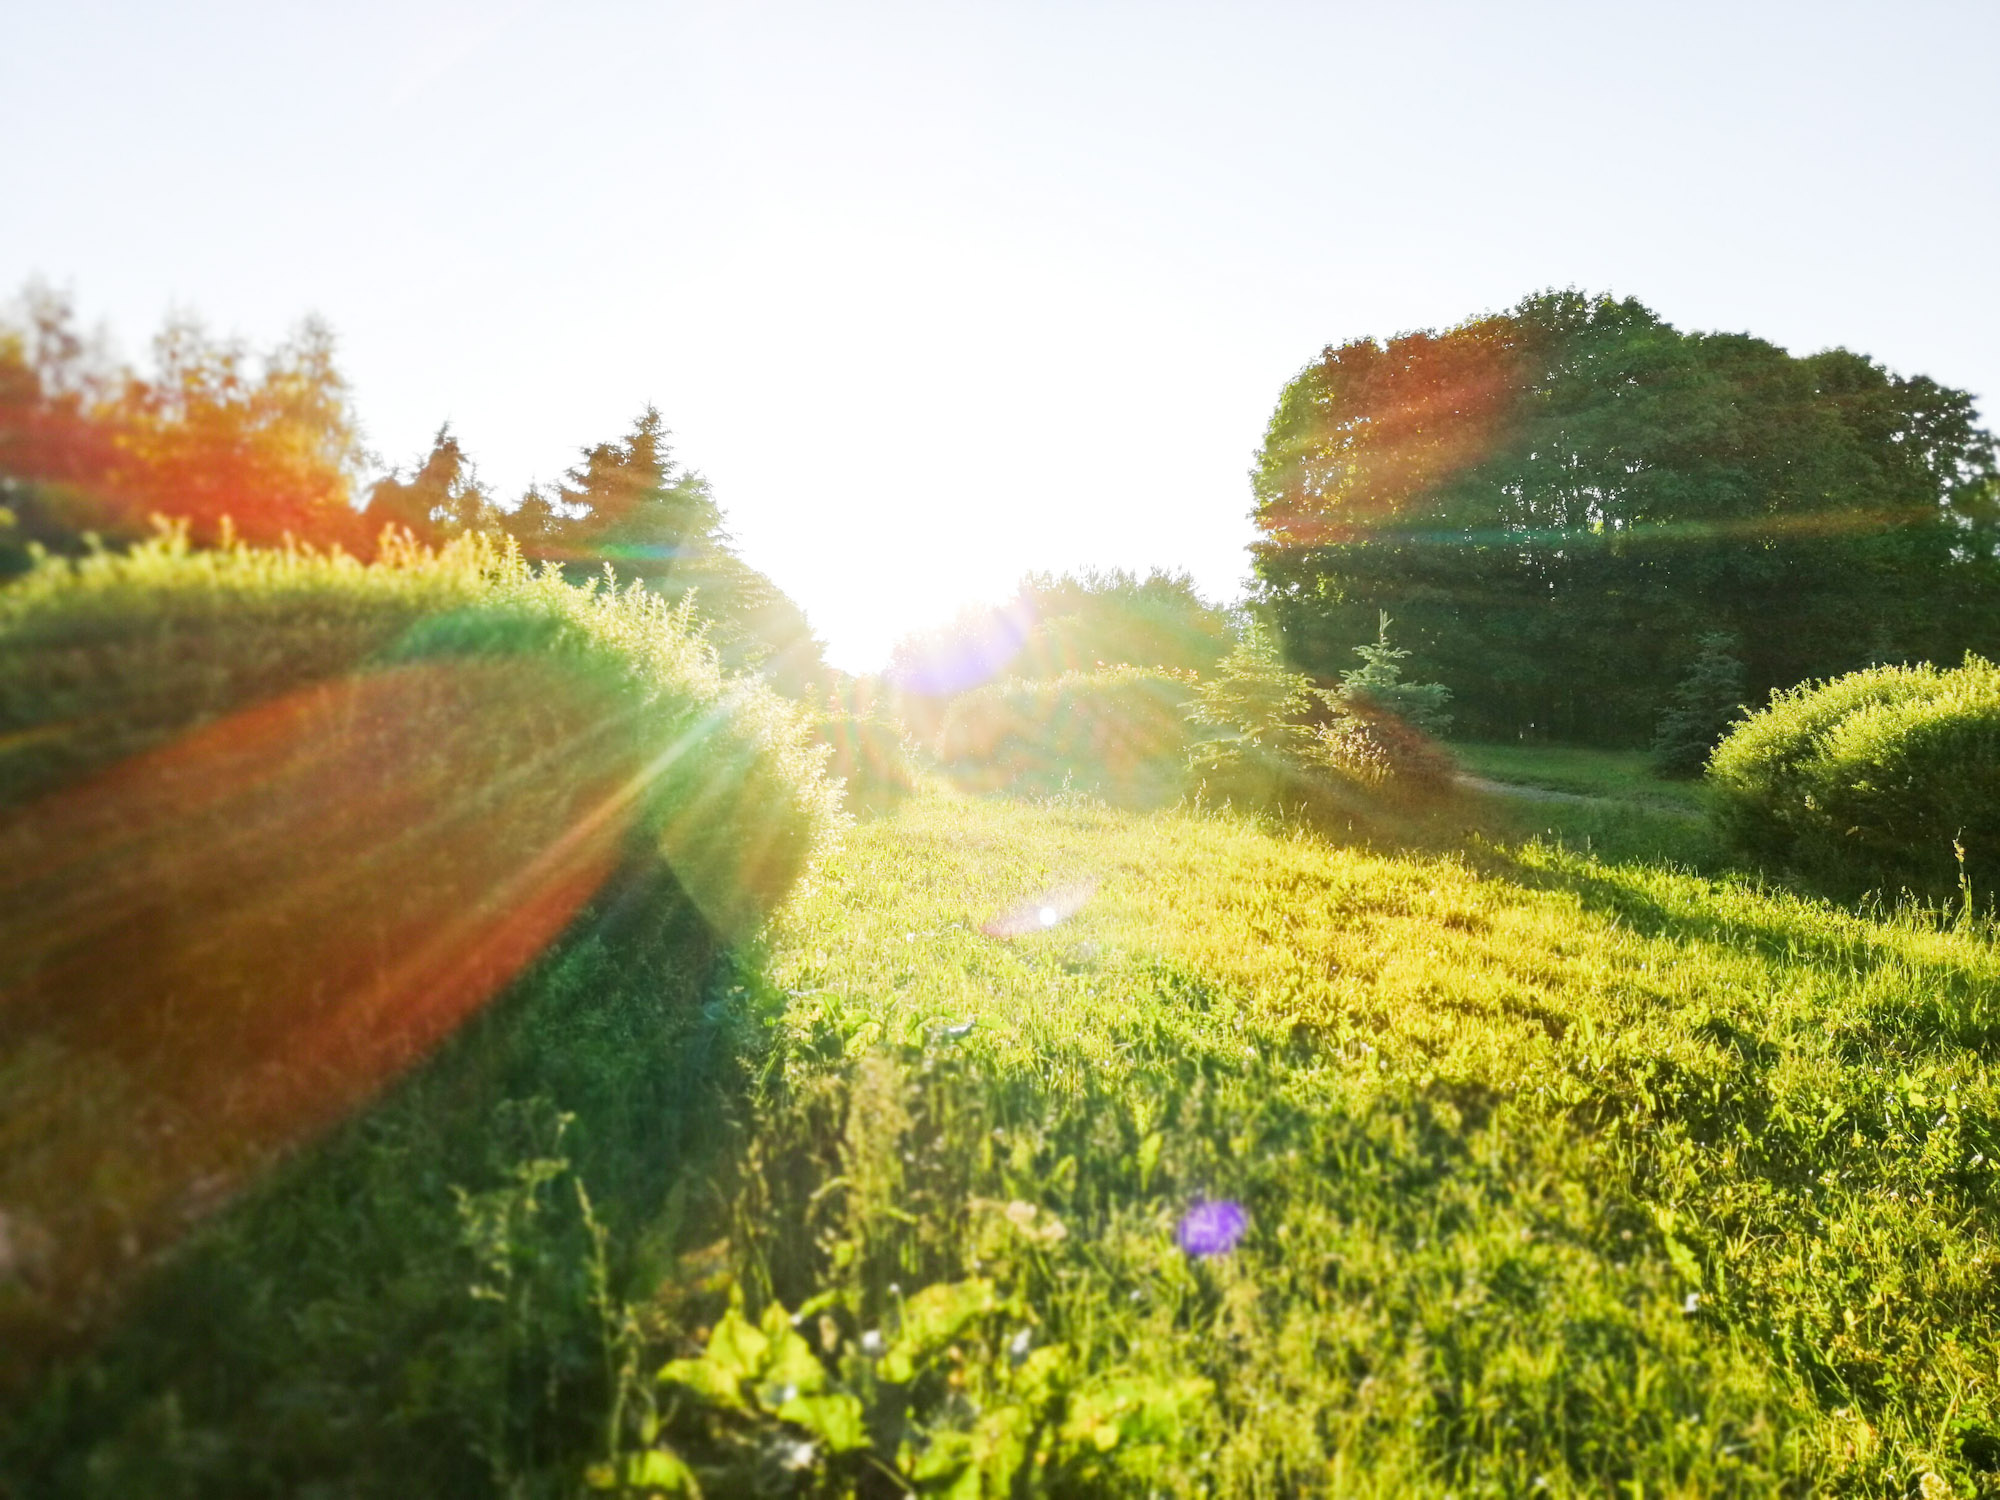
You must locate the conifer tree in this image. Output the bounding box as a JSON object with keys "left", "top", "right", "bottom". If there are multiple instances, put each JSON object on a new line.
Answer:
{"left": 1333, "top": 612, "right": 1452, "bottom": 733}
{"left": 1651, "top": 632, "right": 1748, "bottom": 777}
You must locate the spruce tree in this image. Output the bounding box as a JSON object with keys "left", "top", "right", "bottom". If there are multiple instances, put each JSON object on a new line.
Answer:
{"left": 1333, "top": 612, "right": 1452, "bottom": 733}
{"left": 1651, "top": 632, "right": 1748, "bottom": 777}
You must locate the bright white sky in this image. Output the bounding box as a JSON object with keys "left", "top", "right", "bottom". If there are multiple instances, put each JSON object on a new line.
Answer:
{"left": 6, "top": 1, "right": 1997, "bottom": 671}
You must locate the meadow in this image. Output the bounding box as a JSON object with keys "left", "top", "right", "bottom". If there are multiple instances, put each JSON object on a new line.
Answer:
{"left": 3, "top": 286, "right": 1997, "bottom": 1497}
{"left": 599, "top": 777, "right": 1998, "bottom": 1497}
{"left": 13, "top": 706, "right": 2000, "bottom": 1496}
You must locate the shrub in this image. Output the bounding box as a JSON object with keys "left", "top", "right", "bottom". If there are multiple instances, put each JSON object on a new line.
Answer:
{"left": 936, "top": 667, "right": 1195, "bottom": 805}
{"left": 1312, "top": 701, "right": 1458, "bottom": 793}
{"left": 0, "top": 527, "right": 843, "bottom": 1379}
{"left": 1709, "top": 655, "right": 2000, "bottom": 904}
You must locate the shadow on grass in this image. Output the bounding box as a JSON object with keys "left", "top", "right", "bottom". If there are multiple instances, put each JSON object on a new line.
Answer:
{"left": 0, "top": 866, "right": 768, "bottom": 1500}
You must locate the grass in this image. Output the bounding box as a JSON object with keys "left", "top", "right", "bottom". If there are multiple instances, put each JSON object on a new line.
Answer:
{"left": 1448, "top": 741, "right": 1708, "bottom": 814}
{"left": 588, "top": 781, "right": 2000, "bottom": 1497}
{"left": 12, "top": 726, "right": 2000, "bottom": 1495}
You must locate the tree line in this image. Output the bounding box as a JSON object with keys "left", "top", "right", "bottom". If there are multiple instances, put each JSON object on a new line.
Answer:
{"left": 1251, "top": 290, "right": 2000, "bottom": 745}
{"left": 0, "top": 284, "right": 827, "bottom": 693}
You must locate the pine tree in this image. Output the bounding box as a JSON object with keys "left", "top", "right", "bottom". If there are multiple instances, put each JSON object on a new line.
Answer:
{"left": 1333, "top": 612, "right": 1452, "bottom": 733}
{"left": 1651, "top": 632, "right": 1748, "bottom": 777}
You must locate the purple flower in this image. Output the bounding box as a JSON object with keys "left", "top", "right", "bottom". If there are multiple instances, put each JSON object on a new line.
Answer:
{"left": 1175, "top": 1200, "right": 1248, "bottom": 1257}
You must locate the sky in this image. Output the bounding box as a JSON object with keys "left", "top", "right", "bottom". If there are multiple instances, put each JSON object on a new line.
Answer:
{"left": 5, "top": 0, "right": 1997, "bottom": 672}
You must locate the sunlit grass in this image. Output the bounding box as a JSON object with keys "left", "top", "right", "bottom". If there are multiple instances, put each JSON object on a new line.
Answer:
{"left": 656, "top": 784, "right": 2000, "bottom": 1495}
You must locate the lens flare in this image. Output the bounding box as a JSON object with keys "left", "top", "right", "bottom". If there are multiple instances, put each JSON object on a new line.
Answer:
{"left": 981, "top": 878, "right": 1097, "bottom": 938}
{"left": 0, "top": 655, "right": 764, "bottom": 1367}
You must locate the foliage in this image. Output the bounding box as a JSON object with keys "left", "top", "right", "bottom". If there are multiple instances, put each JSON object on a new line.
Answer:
{"left": 1182, "top": 616, "right": 1314, "bottom": 757}
{"left": 1652, "top": 631, "right": 1750, "bottom": 777}
{"left": 1014, "top": 568, "right": 1234, "bottom": 678}
{"left": 1252, "top": 289, "right": 2000, "bottom": 744}
{"left": 0, "top": 283, "right": 367, "bottom": 563}
{"left": 1331, "top": 610, "right": 1452, "bottom": 734}
{"left": 2, "top": 884, "right": 753, "bottom": 1499}
{"left": 936, "top": 667, "right": 1196, "bottom": 805}
{"left": 887, "top": 569, "right": 1231, "bottom": 717}
{"left": 1312, "top": 700, "right": 1457, "bottom": 793}
{"left": 0, "top": 529, "right": 844, "bottom": 1382}
{"left": 586, "top": 787, "right": 2000, "bottom": 1496}
{"left": 0, "top": 292, "right": 832, "bottom": 699}
{"left": 1709, "top": 655, "right": 2000, "bottom": 904}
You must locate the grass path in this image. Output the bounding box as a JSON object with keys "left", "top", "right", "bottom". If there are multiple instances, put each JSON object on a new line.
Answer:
{"left": 639, "top": 787, "right": 2000, "bottom": 1496}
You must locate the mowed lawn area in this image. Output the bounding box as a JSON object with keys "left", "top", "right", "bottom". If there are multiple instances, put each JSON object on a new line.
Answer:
{"left": 1448, "top": 742, "right": 1710, "bottom": 815}
{"left": 697, "top": 781, "right": 2000, "bottom": 1496}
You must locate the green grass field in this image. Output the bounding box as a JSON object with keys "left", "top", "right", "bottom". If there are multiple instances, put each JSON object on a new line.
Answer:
{"left": 1448, "top": 741, "right": 1709, "bottom": 814}
{"left": 596, "top": 777, "right": 2000, "bottom": 1496}
{"left": 13, "top": 736, "right": 1999, "bottom": 1497}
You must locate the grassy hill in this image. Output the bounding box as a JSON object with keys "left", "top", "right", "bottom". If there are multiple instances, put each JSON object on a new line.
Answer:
{"left": 587, "top": 778, "right": 2000, "bottom": 1496}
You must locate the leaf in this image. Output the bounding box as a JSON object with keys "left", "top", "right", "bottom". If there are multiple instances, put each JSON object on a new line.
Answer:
{"left": 887, "top": 1278, "right": 998, "bottom": 1373}
{"left": 1059, "top": 1375, "right": 1211, "bottom": 1455}
{"left": 778, "top": 1391, "right": 870, "bottom": 1453}
{"left": 627, "top": 1446, "right": 701, "bottom": 1495}
{"left": 759, "top": 1323, "right": 831, "bottom": 1400}
{"left": 704, "top": 1305, "right": 769, "bottom": 1383}
{"left": 1136, "top": 1131, "right": 1163, "bottom": 1192}
{"left": 656, "top": 1355, "right": 749, "bottom": 1412}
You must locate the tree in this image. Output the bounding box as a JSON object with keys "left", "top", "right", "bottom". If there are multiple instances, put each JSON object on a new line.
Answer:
{"left": 1251, "top": 291, "right": 2000, "bottom": 745}
{"left": 0, "top": 288, "right": 369, "bottom": 557}
{"left": 109, "top": 315, "right": 368, "bottom": 549}
{"left": 1651, "top": 632, "right": 1748, "bottom": 777}
{"left": 364, "top": 425, "right": 496, "bottom": 544}
{"left": 1332, "top": 611, "right": 1451, "bottom": 734}
{"left": 538, "top": 406, "right": 723, "bottom": 581}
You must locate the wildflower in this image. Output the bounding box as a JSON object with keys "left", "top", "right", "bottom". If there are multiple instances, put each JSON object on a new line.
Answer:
{"left": 860, "top": 1329, "right": 886, "bottom": 1357}
{"left": 781, "top": 1439, "right": 817, "bottom": 1470}
{"left": 1682, "top": 1291, "right": 1700, "bottom": 1314}
{"left": 1176, "top": 1200, "right": 1248, "bottom": 1257}
{"left": 1008, "top": 1327, "right": 1033, "bottom": 1365}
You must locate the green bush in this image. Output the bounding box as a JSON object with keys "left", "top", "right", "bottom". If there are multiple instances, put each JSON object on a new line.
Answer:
{"left": 0, "top": 528, "right": 842, "bottom": 1418}
{"left": 936, "top": 667, "right": 1195, "bottom": 805}
{"left": 1312, "top": 702, "right": 1458, "bottom": 793}
{"left": 1709, "top": 655, "right": 2000, "bottom": 904}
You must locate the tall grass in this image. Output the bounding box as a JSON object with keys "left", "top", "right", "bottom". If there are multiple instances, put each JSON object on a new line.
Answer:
{"left": 597, "top": 788, "right": 2000, "bottom": 1496}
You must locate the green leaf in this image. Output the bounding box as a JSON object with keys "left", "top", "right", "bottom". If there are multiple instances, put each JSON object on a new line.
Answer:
{"left": 1136, "top": 1131, "right": 1163, "bottom": 1192}
{"left": 656, "top": 1355, "right": 749, "bottom": 1412}
{"left": 704, "top": 1306, "right": 768, "bottom": 1383}
{"left": 777, "top": 1391, "right": 870, "bottom": 1453}
{"left": 630, "top": 1446, "right": 701, "bottom": 1495}
{"left": 886, "top": 1278, "right": 998, "bottom": 1376}
{"left": 760, "top": 1323, "right": 830, "bottom": 1400}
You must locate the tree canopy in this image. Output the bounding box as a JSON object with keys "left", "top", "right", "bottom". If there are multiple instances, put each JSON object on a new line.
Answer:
{"left": 0, "top": 288, "right": 831, "bottom": 696}
{"left": 1251, "top": 291, "right": 2000, "bottom": 743}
